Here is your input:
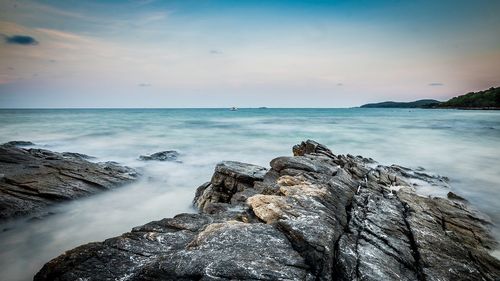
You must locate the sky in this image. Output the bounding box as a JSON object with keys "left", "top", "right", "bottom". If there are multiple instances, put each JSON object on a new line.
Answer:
{"left": 0, "top": 0, "right": 499, "bottom": 108}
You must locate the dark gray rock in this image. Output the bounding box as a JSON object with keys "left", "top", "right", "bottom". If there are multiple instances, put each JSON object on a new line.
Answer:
{"left": 447, "top": 191, "right": 467, "bottom": 202}
{"left": 139, "top": 151, "right": 180, "bottom": 161}
{"left": 35, "top": 141, "right": 500, "bottom": 281}
{"left": 2, "top": 140, "right": 35, "bottom": 147}
{"left": 193, "top": 161, "right": 267, "bottom": 213}
{"left": 35, "top": 213, "right": 313, "bottom": 281}
{"left": 0, "top": 144, "right": 138, "bottom": 221}
{"left": 293, "top": 139, "right": 335, "bottom": 159}
{"left": 61, "top": 152, "right": 95, "bottom": 160}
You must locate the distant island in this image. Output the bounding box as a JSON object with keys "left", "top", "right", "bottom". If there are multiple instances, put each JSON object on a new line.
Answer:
{"left": 360, "top": 99, "right": 440, "bottom": 108}
{"left": 360, "top": 86, "right": 499, "bottom": 109}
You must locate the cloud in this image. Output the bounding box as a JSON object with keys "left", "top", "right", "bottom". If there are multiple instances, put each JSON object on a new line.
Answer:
{"left": 337, "top": 83, "right": 343, "bottom": 86}
{"left": 428, "top": 82, "right": 444, "bottom": 86}
{"left": 36, "top": 28, "right": 89, "bottom": 42}
{"left": 138, "top": 83, "right": 151, "bottom": 87}
{"left": 135, "top": 12, "right": 168, "bottom": 26}
{"left": 209, "top": 49, "right": 223, "bottom": 55}
{"left": 4, "top": 34, "right": 38, "bottom": 45}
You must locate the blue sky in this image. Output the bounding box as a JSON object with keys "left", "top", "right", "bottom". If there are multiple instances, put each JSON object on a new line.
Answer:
{"left": 0, "top": 0, "right": 499, "bottom": 107}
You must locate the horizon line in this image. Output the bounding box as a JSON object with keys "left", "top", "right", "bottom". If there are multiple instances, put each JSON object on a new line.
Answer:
{"left": 0, "top": 107, "right": 362, "bottom": 110}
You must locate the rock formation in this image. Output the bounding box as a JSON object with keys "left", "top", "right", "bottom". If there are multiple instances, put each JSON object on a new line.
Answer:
{"left": 139, "top": 151, "right": 180, "bottom": 162}
{"left": 34, "top": 140, "right": 499, "bottom": 281}
{"left": 193, "top": 160, "right": 267, "bottom": 213}
{"left": 0, "top": 142, "right": 138, "bottom": 221}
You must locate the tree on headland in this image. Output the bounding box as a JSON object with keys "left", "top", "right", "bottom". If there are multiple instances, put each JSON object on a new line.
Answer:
{"left": 438, "top": 87, "right": 500, "bottom": 109}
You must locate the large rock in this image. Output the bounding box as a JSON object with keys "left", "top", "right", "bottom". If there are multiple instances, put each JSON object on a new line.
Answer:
{"left": 0, "top": 142, "right": 138, "bottom": 221}
{"left": 34, "top": 140, "right": 500, "bottom": 281}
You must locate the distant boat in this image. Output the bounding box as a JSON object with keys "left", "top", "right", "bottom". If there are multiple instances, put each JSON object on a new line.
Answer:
{"left": 230, "top": 107, "right": 238, "bottom": 111}
{"left": 258, "top": 107, "right": 268, "bottom": 109}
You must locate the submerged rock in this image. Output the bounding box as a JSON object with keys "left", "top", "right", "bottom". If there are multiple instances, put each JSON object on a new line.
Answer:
{"left": 447, "top": 191, "right": 467, "bottom": 202}
{"left": 35, "top": 140, "right": 499, "bottom": 281}
{"left": 139, "top": 150, "right": 180, "bottom": 162}
{"left": 0, "top": 144, "right": 138, "bottom": 221}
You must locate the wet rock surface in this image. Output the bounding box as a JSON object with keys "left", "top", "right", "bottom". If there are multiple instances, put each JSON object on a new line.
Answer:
{"left": 0, "top": 143, "right": 138, "bottom": 221}
{"left": 2, "top": 140, "right": 35, "bottom": 147}
{"left": 35, "top": 140, "right": 499, "bottom": 281}
{"left": 139, "top": 151, "right": 180, "bottom": 162}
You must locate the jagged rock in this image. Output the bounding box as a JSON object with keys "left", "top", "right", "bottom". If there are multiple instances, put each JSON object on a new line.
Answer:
{"left": 0, "top": 144, "right": 138, "bottom": 221}
{"left": 34, "top": 141, "right": 500, "bottom": 281}
{"left": 293, "top": 139, "right": 335, "bottom": 159}
{"left": 139, "top": 151, "right": 180, "bottom": 161}
{"left": 193, "top": 161, "right": 267, "bottom": 213}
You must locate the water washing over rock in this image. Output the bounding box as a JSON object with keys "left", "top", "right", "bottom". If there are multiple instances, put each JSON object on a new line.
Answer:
{"left": 139, "top": 151, "right": 180, "bottom": 162}
{"left": 0, "top": 142, "right": 138, "bottom": 221}
{"left": 34, "top": 140, "right": 499, "bottom": 281}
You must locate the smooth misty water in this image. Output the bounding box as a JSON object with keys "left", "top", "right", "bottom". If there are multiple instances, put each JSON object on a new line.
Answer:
{"left": 0, "top": 108, "right": 499, "bottom": 281}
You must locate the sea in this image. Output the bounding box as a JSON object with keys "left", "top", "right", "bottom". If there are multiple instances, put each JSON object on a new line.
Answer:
{"left": 0, "top": 108, "right": 499, "bottom": 281}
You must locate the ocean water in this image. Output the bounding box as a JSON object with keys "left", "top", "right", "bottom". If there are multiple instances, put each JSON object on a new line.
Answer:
{"left": 0, "top": 108, "right": 499, "bottom": 281}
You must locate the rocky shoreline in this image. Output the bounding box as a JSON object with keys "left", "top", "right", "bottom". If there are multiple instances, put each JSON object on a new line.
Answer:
{"left": 0, "top": 142, "right": 138, "bottom": 222}
{"left": 31, "top": 140, "right": 500, "bottom": 280}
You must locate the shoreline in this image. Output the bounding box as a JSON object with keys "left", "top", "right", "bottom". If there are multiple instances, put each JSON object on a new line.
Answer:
{"left": 1, "top": 109, "right": 499, "bottom": 281}
{"left": 34, "top": 140, "right": 500, "bottom": 281}
{"left": 433, "top": 107, "right": 500, "bottom": 110}
{"left": 359, "top": 107, "right": 500, "bottom": 110}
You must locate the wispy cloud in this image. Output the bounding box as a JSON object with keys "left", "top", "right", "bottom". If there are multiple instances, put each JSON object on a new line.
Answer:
{"left": 1, "top": 0, "right": 499, "bottom": 107}
{"left": 35, "top": 28, "right": 91, "bottom": 43}
{"left": 134, "top": 12, "right": 168, "bottom": 26}
{"left": 7, "top": 1, "right": 100, "bottom": 22}
{"left": 0, "top": 1, "right": 170, "bottom": 38}
{"left": 0, "top": 21, "right": 131, "bottom": 85}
